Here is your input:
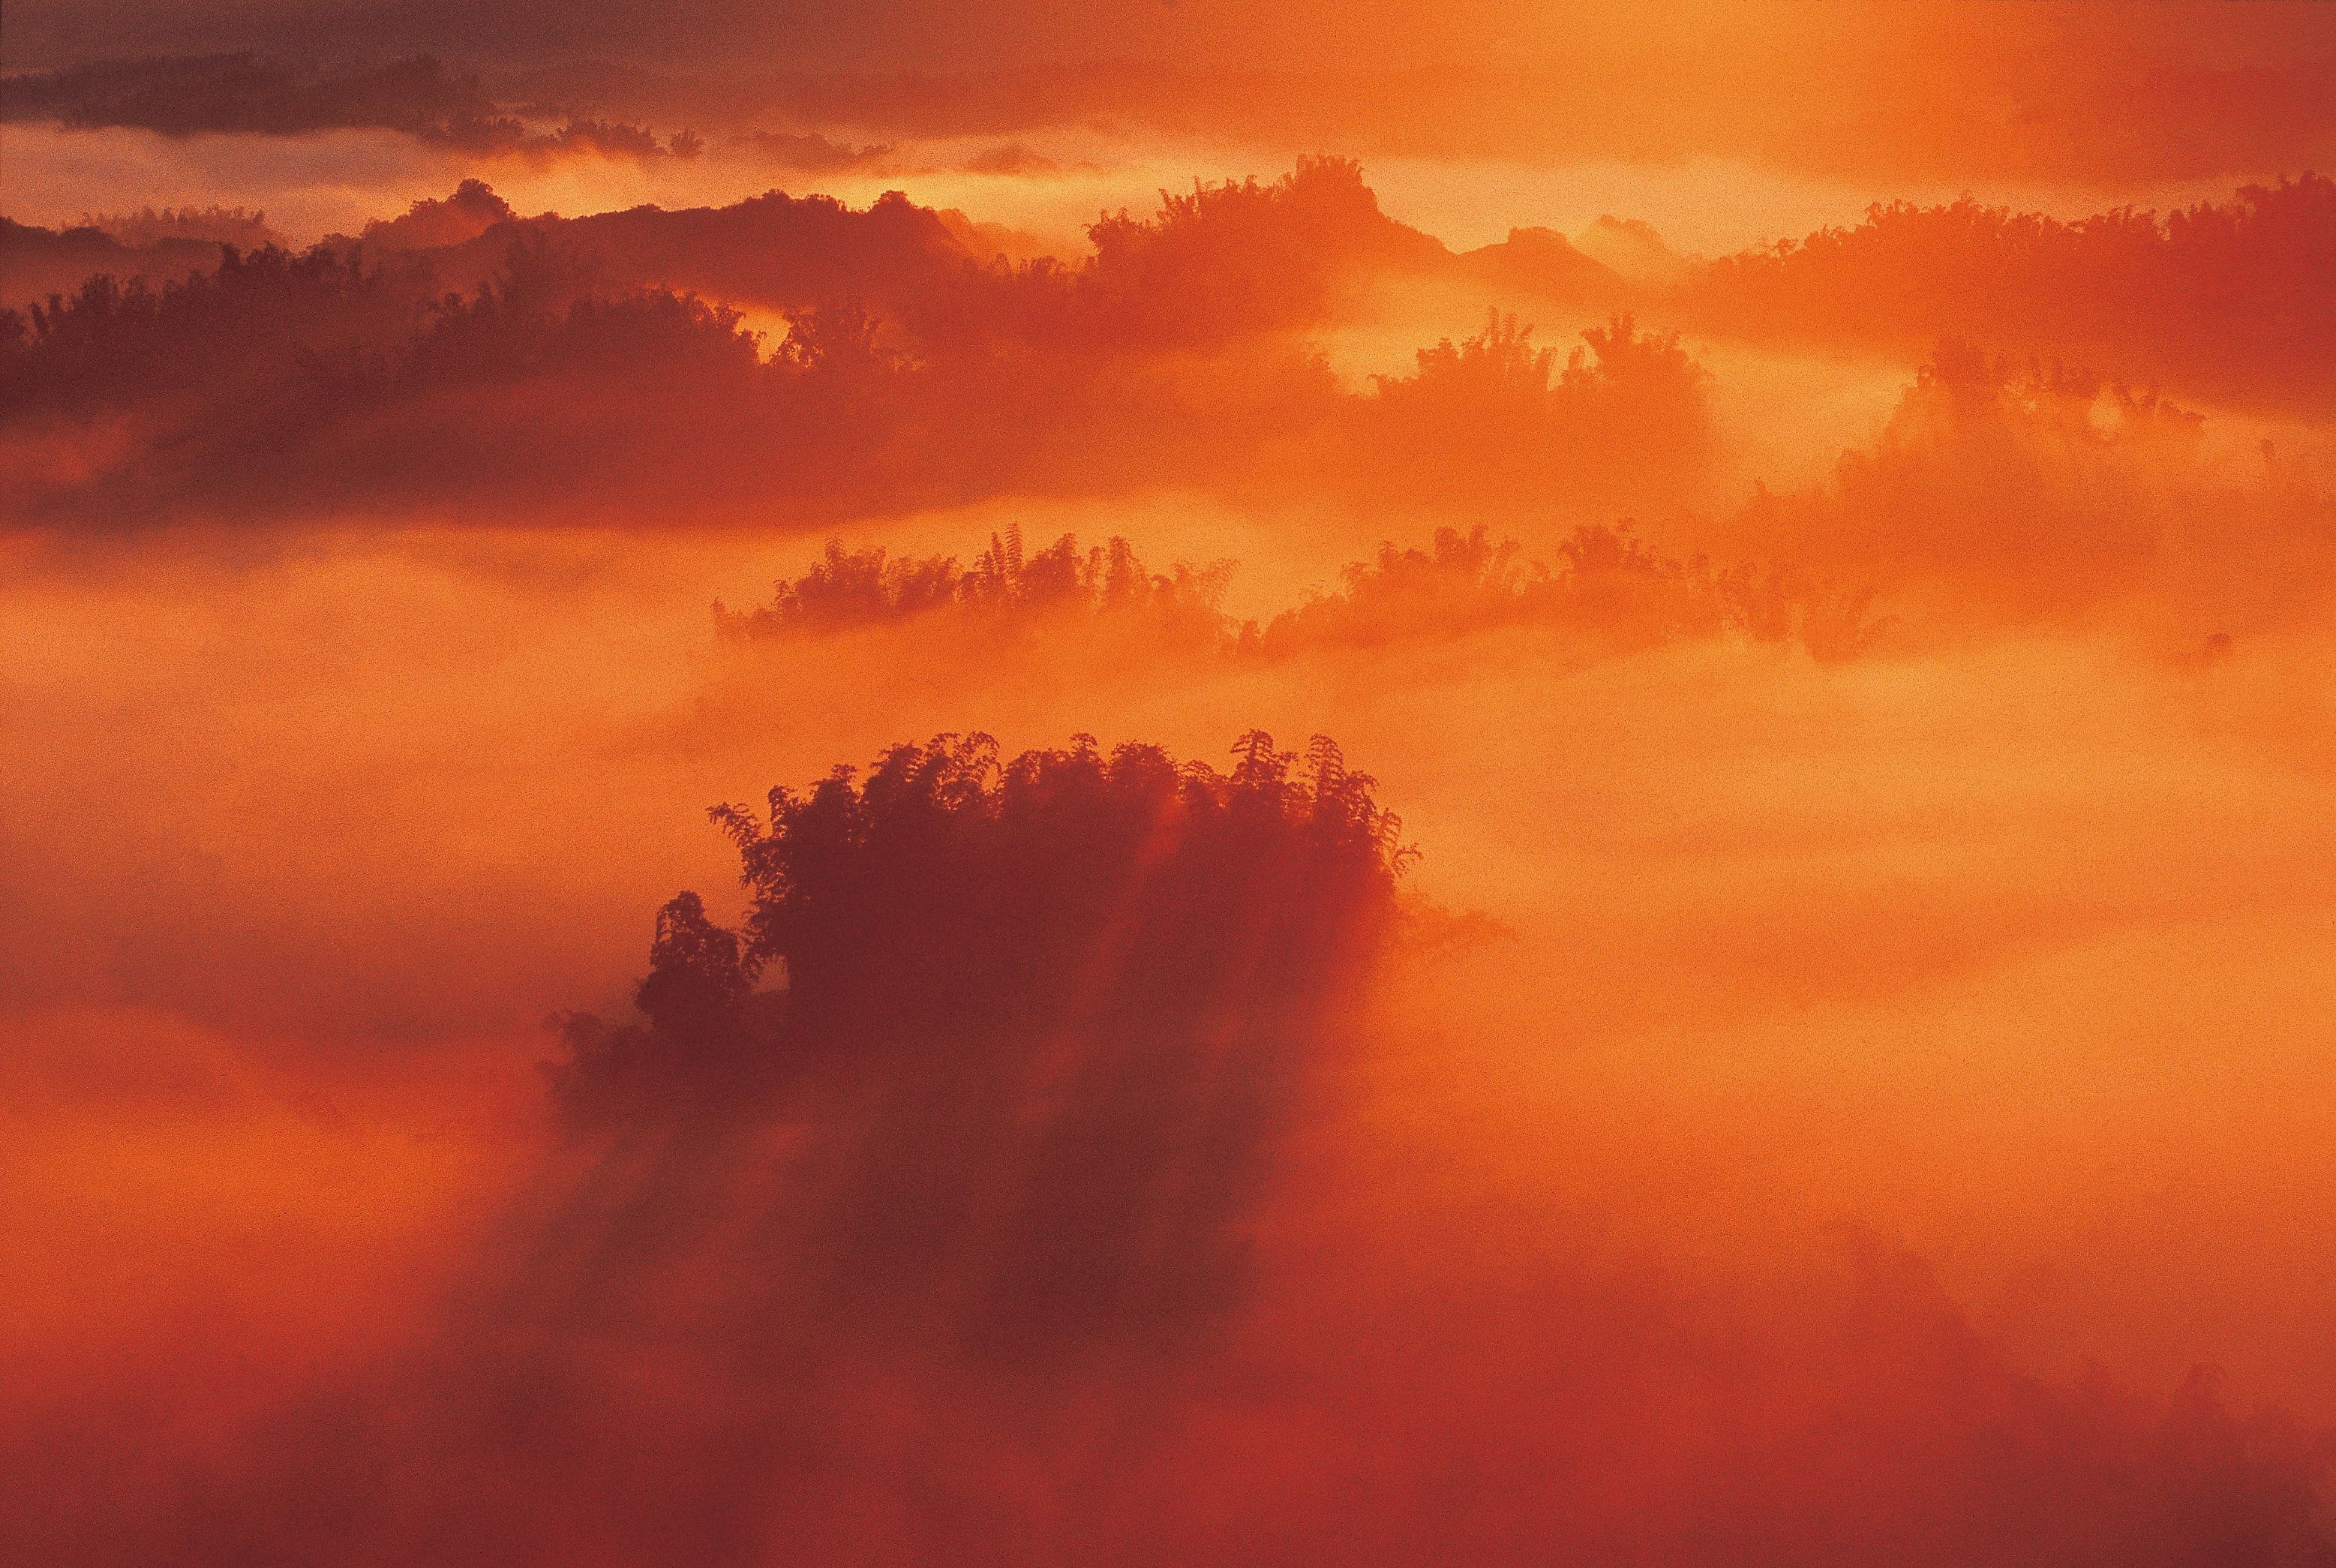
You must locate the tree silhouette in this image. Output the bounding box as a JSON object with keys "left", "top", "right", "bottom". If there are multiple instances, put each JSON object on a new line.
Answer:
{"left": 714, "top": 530, "right": 1236, "bottom": 643}
{"left": 551, "top": 732, "right": 1410, "bottom": 1349}
{"left": 1688, "top": 177, "right": 2336, "bottom": 415}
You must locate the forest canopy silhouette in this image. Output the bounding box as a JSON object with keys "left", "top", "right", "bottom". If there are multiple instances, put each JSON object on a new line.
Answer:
{"left": 8, "top": 161, "right": 2334, "bottom": 530}
{"left": 0, "top": 165, "right": 1717, "bottom": 524}
{"left": 1680, "top": 177, "right": 2336, "bottom": 416}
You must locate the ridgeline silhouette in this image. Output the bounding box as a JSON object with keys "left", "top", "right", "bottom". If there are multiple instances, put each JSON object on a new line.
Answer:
{"left": 0, "top": 217, "right": 239, "bottom": 314}
{"left": 1684, "top": 177, "right": 2336, "bottom": 416}
{"left": 0, "top": 177, "right": 1717, "bottom": 524}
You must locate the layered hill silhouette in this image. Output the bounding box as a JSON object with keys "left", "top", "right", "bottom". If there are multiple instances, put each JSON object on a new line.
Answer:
{"left": 0, "top": 164, "right": 1716, "bottom": 527}
{"left": 15, "top": 158, "right": 2328, "bottom": 413}
{"left": 0, "top": 217, "right": 236, "bottom": 312}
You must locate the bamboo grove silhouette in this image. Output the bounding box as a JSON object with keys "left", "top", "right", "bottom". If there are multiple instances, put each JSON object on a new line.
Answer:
{"left": 713, "top": 525, "right": 1238, "bottom": 644}
{"left": 551, "top": 731, "right": 1407, "bottom": 1352}
{"left": 559, "top": 730, "right": 1406, "bottom": 1111}
{"left": 716, "top": 520, "right": 1886, "bottom": 661}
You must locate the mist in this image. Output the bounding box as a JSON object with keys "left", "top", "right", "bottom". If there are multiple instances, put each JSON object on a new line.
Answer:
{"left": 6, "top": 7, "right": 2336, "bottom": 1562}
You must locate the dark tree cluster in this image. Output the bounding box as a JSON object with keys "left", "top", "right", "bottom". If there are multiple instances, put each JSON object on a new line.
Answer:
{"left": 714, "top": 524, "right": 1235, "bottom": 641}
{"left": 0, "top": 239, "right": 916, "bottom": 518}
{"left": 560, "top": 731, "right": 1408, "bottom": 1116}
{"left": 719, "top": 521, "right": 1884, "bottom": 662}
{"left": 0, "top": 244, "right": 438, "bottom": 418}
{"left": 1686, "top": 176, "right": 2336, "bottom": 415}
{"left": 1347, "top": 311, "right": 1715, "bottom": 509}
{"left": 553, "top": 732, "right": 1408, "bottom": 1350}
{"left": 0, "top": 216, "right": 235, "bottom": 315}
{"left": 1259, "top": 521, "right": 1887, "bottom": 662}
{"left": 1074, "top": 155, "right": 1445, "bottom": 346}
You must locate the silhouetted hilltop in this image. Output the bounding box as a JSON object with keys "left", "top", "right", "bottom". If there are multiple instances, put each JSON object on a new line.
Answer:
{"left": 0, "top": 218, "right": 224, "bottom": 311}
{"left": 354, "top": 181, "right": 518, "bottom": 251}
{"left": 725, "top": 128, "right": 896, "bottom": 174}
{"left": 378, "top": 157, "right": 1448, "bottom": 347}
{"left": 395, "top": 186, "right": 985, "bottom": 319}
{"left": 1456, "top": 226, "right": 1629, "bottom": 305}
{"left": 1077, "top": 157, "right": 1447, "bottom": 341}
{"left": 1682, "top": 177, "right": 2336, "bottom": 416}
{"left": 0, "top": 180, "right": 1714, "bottom": 525}
{"left": 83, "top": 204, "right": 280, "bottom": 250}
{"left": 1571, "top": 215, "right": 1692, "bottom": 287}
